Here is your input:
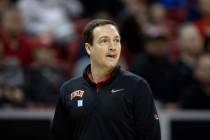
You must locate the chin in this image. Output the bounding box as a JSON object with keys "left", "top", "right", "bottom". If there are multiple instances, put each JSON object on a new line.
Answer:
{"left": 105, "top": 62, "right": 118, "bottom": 69}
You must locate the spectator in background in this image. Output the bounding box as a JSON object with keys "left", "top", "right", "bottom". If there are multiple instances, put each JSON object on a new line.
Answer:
{"left": 119, "top": 0, "right": 147, "bottom": 65}
{"left": 0, "top": 5, "right": 33, "bottom": 67}
{"left": 0, "top": 0, "right": 11, "bottom": 15}
{"left": 130, "top": 25, "right": 179, "bottom": 109}
{"left": 25, "top": 40, "right": 66, "bottom": 107}
{"left": 147, "top": 3, "right": 169, "bottom": 33}
{"left": 147, "top": 2, "right": 182, "bottom": 59}
{"left": 175, "top": 23, "right": 204, "bottom": 96}
{"left": 180, "top": 54, "right": 210, "bottom": 110}
{"left": 44, "top": 0, "right": 83, "bottom": 18}
{"left": 195, "top": 0, "right": 210, "bottom": 37}
{"left": 0, "top": 44, "right": 26, "bottom": 107}
{"left": 119, "top": 15, "right": 145, "bottom": 65}
{"left": 17, "top": 0, "right": 82, "bottom": 43}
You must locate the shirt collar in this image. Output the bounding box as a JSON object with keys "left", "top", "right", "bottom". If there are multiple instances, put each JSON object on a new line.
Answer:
{"left": 83, "top": 64, "right": 120, "bottom": 90}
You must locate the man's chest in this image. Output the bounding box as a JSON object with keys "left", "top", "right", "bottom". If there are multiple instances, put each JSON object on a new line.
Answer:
{"left": 64, "top": 86, "right": 133, "bottom": 120}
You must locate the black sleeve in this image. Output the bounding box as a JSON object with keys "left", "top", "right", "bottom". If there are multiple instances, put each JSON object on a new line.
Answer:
{"left": 50, "top": 88, "right": 72, "bottom": 140}
{"left": 133, "top": 79, "right": 161, "bottom": 140}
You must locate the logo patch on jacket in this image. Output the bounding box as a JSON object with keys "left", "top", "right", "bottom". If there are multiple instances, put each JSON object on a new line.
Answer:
{"left": 70, "top": 90, "right": 84, "bottom": 100}
{"left": 77, "top": 100, "right": 83, "bottom": 107}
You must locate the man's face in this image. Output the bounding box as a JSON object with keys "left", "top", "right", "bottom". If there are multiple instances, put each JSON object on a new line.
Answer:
{"left": 86, "top": 24, "right": 121, "bottom": 69}
{"left": 146, "top": 38, "right": 168, "bottom": 57}
{"left": 179, "top": 27, "right": 203, "bottom": 55}
{"left": 199, "top": 0, "right": 210, "bottom": 17}
{"left": 2, "top": 9, "right": 23, "bottom": 36}
{"left": 195, "top": 55, "right": 210, "bottom": 85}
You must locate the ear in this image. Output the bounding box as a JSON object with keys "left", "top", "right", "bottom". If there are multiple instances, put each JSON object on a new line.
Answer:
{"left": 85, "top": 43, "right": 91, "bottom": 56}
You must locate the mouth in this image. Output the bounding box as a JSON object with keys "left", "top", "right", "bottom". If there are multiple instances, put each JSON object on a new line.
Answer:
{"left": 106, "top": 54, "right": 117, "bottom": 59}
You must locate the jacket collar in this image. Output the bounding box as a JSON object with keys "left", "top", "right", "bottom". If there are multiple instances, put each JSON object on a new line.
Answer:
{"left": 83, "top": 64, "right": 120, "bottom": 89}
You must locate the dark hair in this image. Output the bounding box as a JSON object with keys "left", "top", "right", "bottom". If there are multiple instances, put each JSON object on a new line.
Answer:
{"left": 83, "top": 19, "right": 118, "bottom": 45}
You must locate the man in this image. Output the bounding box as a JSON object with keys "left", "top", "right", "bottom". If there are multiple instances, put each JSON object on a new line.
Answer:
{"left": 51, "top": 19, "right": 161, "bottom": 140}
{"left": 175, "top": 23, "right": 203, "bottom": 102}
{"left": 180, "top": 54, "right": 210, "bottom": 109}
{"left": 130, "top": 25, "right": 179, "bottom": 108}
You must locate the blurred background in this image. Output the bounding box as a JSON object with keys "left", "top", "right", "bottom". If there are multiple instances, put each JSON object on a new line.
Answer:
{"left": 0, "top": 0, "right": 210, "bottom": 140}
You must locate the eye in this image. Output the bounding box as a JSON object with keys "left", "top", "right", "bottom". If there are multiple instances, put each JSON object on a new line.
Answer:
{"left": 114, "top": 38, "right": 120, "bottom": 43}
{"left": 99, "top": 38, "right": 109, "bottom": 44}
{"left": 102, "top": 39, "right": 108, "bottom": 43}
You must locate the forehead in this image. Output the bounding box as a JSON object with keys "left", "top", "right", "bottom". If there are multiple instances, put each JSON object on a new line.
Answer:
{"left": 92, "top": 24, "right": 120, "bottom": 39}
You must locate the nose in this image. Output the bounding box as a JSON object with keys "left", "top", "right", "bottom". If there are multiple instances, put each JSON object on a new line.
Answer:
{"left": 109, "top": 41, "right": 116, "bottom": 51}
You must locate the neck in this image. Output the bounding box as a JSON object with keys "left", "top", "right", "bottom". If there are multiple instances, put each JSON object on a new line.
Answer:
{"left": 90, "top": 64, "right": 113, "bottom": 83}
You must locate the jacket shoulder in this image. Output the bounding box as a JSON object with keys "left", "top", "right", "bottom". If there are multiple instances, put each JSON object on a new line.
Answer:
{"left": 120, "top": 69, "right": 153, "bottom": 98}
{"left": 60, "top": 76, "right": 84, "bottom": 96}
{"left": 120, "top": 69, "right": 147, "bottom": 84}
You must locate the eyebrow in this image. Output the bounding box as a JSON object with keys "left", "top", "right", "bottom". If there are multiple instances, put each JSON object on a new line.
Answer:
{"left": 98, "top": 35, "right": 120, "bottom": 39}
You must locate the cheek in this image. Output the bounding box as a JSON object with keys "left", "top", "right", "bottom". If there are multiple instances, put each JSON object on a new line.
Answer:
{"left": 117, "top": 45, "right": 121, "bottom": 53}
{"left": 118, "top": 44, "right": 121, "bottom": 50}
{"left": 93, "top": 47, "right": 107, "bottom": 58}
